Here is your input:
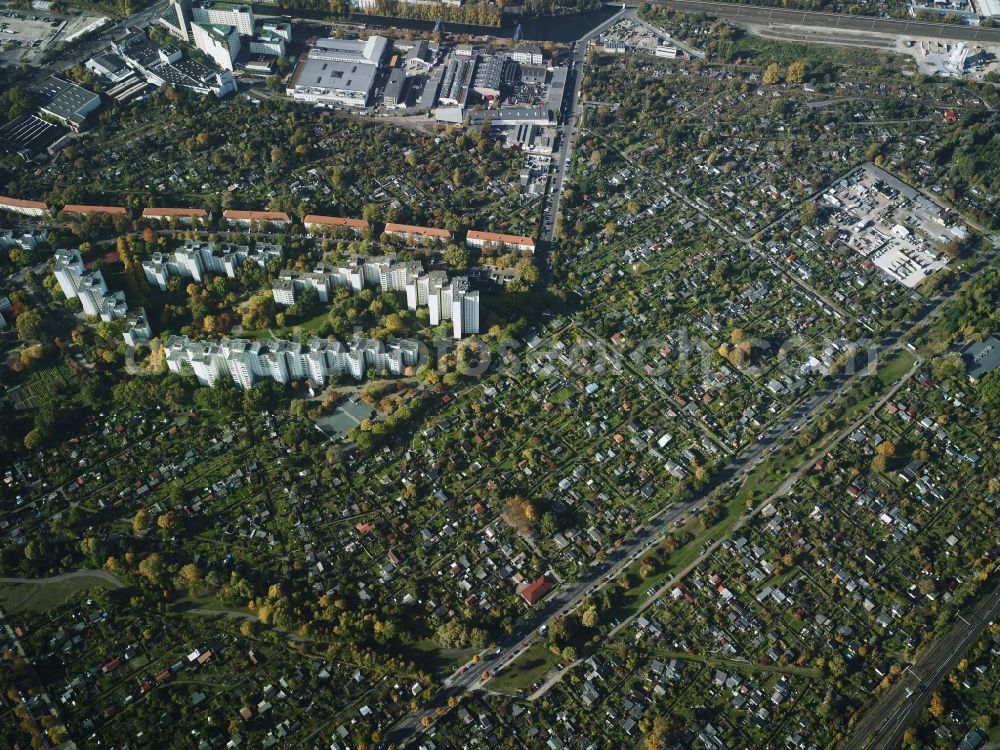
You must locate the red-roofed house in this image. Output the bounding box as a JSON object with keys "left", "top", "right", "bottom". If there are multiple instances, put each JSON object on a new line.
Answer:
{"left": 519, "top": 575, "right": 554, "bottom": 606}
{"left": 466, "top": 229, "right": 534, "bottom": 253}
{"left": 303, "top": 214, "right": 369, "bottom": 234}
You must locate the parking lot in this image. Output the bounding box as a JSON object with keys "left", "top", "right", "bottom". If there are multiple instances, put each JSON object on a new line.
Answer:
{"left": 0, "top": 8, "right": 103, "bottom": 65}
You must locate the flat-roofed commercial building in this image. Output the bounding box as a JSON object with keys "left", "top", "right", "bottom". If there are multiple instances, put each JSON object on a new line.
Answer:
{"left": 286, "top": 36, "right": 389, "bottom": 109}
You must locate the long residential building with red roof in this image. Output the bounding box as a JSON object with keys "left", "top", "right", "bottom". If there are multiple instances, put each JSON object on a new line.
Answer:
{"left": 62, "top": 204, "right": 128, "bottom": 216}
{"left": 465, "top": 229, "right": 535, "bottom": 253}
{"left": 303, "top": 214, "right": 370, "bottom": 234}
{"left": 222, "top": 209, "right": 290, "bottom": 227}
{"left": 383, "top": 222, "right": 452, "bottom": 243}
{"left": 0, "top": 195, "right": 49, "bottom": 217}
{"left": 142, "top": 207, "right": 209, "bottom": 223}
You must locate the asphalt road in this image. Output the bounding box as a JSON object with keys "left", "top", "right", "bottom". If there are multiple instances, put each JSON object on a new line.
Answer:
{"left": 540, "top": 6, "right": 630, "bottom": 247}
{"left": 840, "top": 577, "right": 1000, "bottom": 750}
{"left": 643, "top": 0, "right": 1000, "bottom": 43}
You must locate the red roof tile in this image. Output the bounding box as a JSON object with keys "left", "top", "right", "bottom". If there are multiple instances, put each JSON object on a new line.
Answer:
{"left": 519, "top": 575, "right": 553, "bottom": 606}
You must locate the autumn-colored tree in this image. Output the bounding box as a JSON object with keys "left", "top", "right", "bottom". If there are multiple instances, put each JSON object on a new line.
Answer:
{"left": 876, "top": 440, "right": 897, "bottom": 457}
{"left": 928, "top": 691, "right": 945, "bottom": 718}
{"left": 132, "top": 509, "right": 150, "bottom": 533}
{"left": 137, "top": 553, "right": 167, "bottom": 586}
{"left": 785, "top": 61, "right": 808, "bottom": 84}
{"left": 762, "top": 63, "right": 783, "bottom": 85}
{"left": 157, "top": 511, "right": 183, "bottom": 532}
{"left": 177, "top": 563, "right": 202, "bottom": 591}
{"left": 502, "top": 496, "right": 537, "bottom": 534}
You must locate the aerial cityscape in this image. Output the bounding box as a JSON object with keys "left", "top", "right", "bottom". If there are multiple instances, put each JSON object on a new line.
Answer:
{"left": 1, "top": 0, "right": 999, "bottom": 748}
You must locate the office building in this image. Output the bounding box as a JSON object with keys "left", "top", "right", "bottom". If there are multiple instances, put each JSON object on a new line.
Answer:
{"left": 509, "top": 44, "right": 543, "bottom": 65}
{"left": 159, "top": 0, "right": 192, "bottom": 42}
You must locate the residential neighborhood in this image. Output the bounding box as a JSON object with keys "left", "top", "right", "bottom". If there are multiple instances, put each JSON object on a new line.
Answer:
{"left": 1, "top": 1, "right": 1000, "bottom": 749}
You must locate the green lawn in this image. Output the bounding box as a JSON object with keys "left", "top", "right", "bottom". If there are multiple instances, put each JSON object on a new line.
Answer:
{"left": 876, "top": 349, "right": 916, "bottom": 388}
{"left": 489, "top": 641, "right": 563, "bottom": 694}
{"left": 550, "top": 387, "right": 575, "bottom": 405}
{"left": 241, "top": 307, "right": 330, "bottom": 339}
{"left": 0, "top": 576, "right": 115, "bottom": 613}
{"left": 405, "top": 638, "right": 478, "bottom": 676}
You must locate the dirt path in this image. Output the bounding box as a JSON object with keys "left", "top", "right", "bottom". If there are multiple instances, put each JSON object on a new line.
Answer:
{"left": 0, "top": 570, "right": 126, "bottom": 588}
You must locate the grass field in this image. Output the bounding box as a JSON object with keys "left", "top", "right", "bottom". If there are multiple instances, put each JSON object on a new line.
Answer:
{"left": 241, "top": 307, "right": 330, "bottom": 340}
{"left": 489, "top": 641, "right": 563, "bottom": 693}
{"left": 875, "top": 349, "right": 916, "bottom": 388}
{"left": 0, "top": 575, "right": 115, "bottom": 613}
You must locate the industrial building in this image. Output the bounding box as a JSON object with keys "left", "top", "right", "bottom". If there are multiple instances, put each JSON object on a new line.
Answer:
{"left": 35, "top": 76, "right": 101, "bottom": 132}
{"left": 286, "top": 36, "right": 390, "bottom": 109}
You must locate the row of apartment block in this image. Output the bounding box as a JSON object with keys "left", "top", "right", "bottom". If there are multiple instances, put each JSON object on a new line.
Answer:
{"left": 141, "top": 239, "right": 283, "bottom": 290}
{"left": 0, "top": 196, "right": 535, "bottom": 254}
{"left": 164, "top": 334, "right": 420, "bottom": 388}
{"left": 272, "top": 255, "right": 480, "bottom": 339}
{"left": 53, "top": 249, "right": 152, "bottom": 346}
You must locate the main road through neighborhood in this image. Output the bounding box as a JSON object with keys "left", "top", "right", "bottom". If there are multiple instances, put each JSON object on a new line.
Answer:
{"left": 539, "top": 6, "right": 630, "bottom": 248}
